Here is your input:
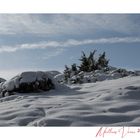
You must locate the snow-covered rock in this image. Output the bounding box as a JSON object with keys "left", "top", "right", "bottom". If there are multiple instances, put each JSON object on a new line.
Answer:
{"left": 0, "top": 71, "right": 56, "bottom": 97}
{"left": 135, "top": 70, "right": 140, "bottom": 76}
{"left": 0, "top": 78, "right": 6, "bottom": 83}
{"left": 63, "top": 67, "right": 139, "bottom": 84}
{"left": 110, "top": 72, "right": 122, "bottom": 79}
{"left": 47, "top": 71, "right": 61, "bottom": 77}
{"left": 54, "top": 74, "right": 64, "bottom": 83}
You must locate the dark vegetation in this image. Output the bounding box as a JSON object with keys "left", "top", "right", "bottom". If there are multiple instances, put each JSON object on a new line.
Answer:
{"left": 64, "top": 50, "right": 109, "bottom": 83}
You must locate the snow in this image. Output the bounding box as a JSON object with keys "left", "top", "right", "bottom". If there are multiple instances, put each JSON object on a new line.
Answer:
{"left": 0, "top": 75, "right": 140, "bottom": 126}
{"left": 0, "top": 71, "right": 57, "bottom": 96}
{"left": 0, "top": 78, "right": 6, "bottom": 83}
{"left": 47, "top": 71, "right": 61, "bottom": 77}
{"left": 20, "top": 72, "right": 37, "bottom": 83}
{"left": 55, "top": 67, "right": 139, "bottom": 84}
{"left": 3, "top": 79, "right": 16, "bottom": 92}
{"left": 54, "top": 74, "right": 64, "bottom": 83}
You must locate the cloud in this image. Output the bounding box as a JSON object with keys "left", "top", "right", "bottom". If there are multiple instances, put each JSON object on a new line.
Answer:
{"left": 0, "top": 14, "right": 139, "bottom": 36}
{"left": 42, "top": 48, "right": 64, "bottom": 60}
{"left": 0, "top": 36, "right": 140, "bottom": 53}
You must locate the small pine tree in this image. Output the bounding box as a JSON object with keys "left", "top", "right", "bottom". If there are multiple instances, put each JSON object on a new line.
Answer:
{"left": 96, "top": 52, "right": 109, "bottom": 69}
{"left": 79, "top": 51, "right": 90, "bottom": 72}
{"left": 79, "top": 50, "right": 97, "bottom": 72}
{"left": 71, "top": 63, "right": 77, "bottom": 72}
{"left": 64, "top": 65, "right": 71, "bottom": 82}
{"left": 88, "top": 50, "right": 97, "bottom": 71}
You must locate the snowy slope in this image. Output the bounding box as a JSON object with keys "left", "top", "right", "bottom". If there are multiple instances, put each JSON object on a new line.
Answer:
{"left": 0, "top": 76, "right": 140, "bottom": 126}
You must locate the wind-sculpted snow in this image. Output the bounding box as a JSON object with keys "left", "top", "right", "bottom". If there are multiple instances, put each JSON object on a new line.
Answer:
{"left": 0, "top": 76, "right": 140, "bottom": 126}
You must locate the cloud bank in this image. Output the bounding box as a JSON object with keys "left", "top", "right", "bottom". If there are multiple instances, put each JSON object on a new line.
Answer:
{"left": 0, "top": 36, "right": 140, "bottom": 53}
{"left": 0, "top": 14, "right": 139, "bottom": 36}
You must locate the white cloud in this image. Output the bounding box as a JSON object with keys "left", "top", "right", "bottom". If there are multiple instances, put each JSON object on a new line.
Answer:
{"left": 0, "top": 14, "right": 139, "bottom": 35}
{"left": 42, "top": 48, "right": 64, "bottom": 60}
{"left": 0, "top": 36, "right": 140, "bottom": 53}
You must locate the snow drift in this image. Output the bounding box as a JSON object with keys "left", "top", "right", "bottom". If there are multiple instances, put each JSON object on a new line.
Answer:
{"left": 0, "top": 76, "right": 140, "bottom": 126}
{"left": 0, "top": 69, "right": 140, "bottom": 126}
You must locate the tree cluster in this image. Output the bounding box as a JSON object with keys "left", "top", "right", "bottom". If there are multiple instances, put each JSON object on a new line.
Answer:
{"left": 63, "top": 50, "right": 109, "bottom": 83}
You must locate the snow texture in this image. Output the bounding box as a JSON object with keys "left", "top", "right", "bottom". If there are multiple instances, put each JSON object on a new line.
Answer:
{"left": 0, "top": 75, "right": 140, "bottom": 126}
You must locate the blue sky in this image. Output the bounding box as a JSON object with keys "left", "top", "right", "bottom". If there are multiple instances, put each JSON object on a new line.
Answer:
{"left": 0, "top": 14, "right": 140, "bottom": 79}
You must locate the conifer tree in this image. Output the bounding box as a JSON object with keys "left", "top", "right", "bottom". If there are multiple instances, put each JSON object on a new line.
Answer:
{"left": 97, "top": 52, "right": 109, "bottom": 69}
{"left": 63, "top": 50, "right": 110, "bottom": 84}
{"left": 79, "top": 50, "right": 97, "bottom": 72}
{"left": 88, "top": 50, "right": 97, "bottom": 71}
{"left": 64, "top": 65, "right": 71, "bottom": 82}
{"left": 79, "top": 51, "right": 90, "bottom": 72}
{"left": 71, "top": 63, "right": 77, "bottom": 72}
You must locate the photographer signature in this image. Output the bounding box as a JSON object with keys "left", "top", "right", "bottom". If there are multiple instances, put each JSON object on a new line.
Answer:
{"left": 95, "top": 127, "right": 140, "bottom": 138}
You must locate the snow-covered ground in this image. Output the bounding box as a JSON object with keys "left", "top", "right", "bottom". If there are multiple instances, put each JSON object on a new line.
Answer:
{"left": 0, "top": 75, "right": 140, "bottom": 126}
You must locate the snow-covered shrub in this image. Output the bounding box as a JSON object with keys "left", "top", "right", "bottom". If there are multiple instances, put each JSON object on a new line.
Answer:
{"left": 111, "top": 68, "right": 129, "bottom": 77}
{"left": 63, "top": 63, "right": 79, "bottom": 84}
{"left": 62, "top": 50, "right": 139, "bottom": 85}
{"left": 61, "top": 66, "right": 139, "bottom": 85}
{"left": 63, "top": 50, "right": 110, "bottom": 84}
{"left": 0, "top": 71, "right": 55, "bottom": 97}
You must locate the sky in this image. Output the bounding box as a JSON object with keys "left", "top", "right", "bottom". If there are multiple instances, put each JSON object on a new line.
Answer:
{"left": 0, "top": 14, "right": 140, "bottom": 79}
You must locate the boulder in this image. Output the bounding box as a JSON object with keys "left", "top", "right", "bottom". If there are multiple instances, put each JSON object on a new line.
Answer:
{"left": 0, "top": 71, "right": 55, "bottom": 97}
